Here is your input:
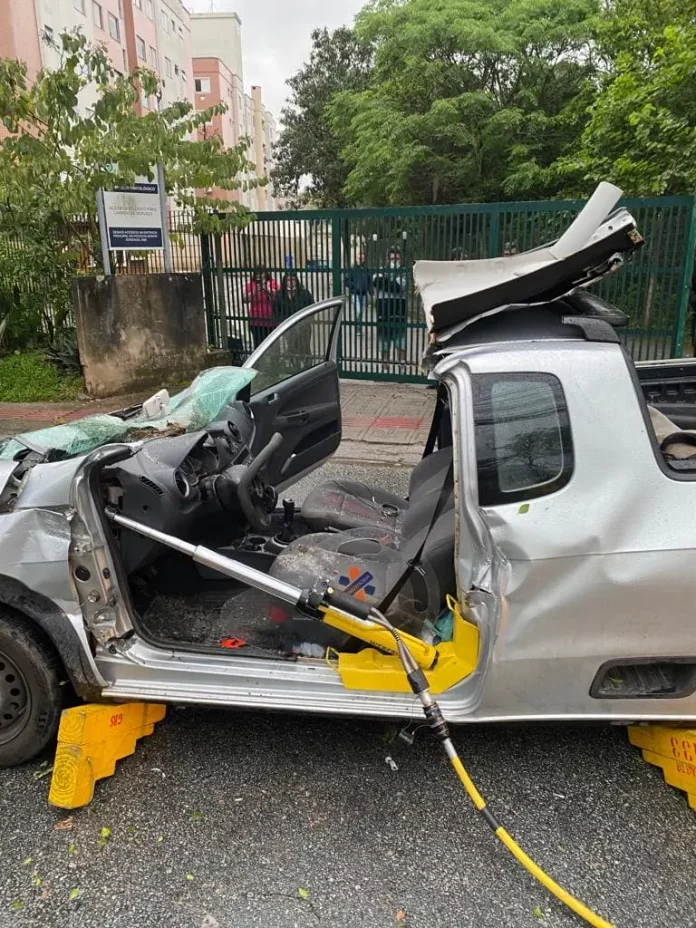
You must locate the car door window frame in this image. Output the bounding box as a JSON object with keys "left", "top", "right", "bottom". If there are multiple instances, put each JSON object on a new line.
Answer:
{"left": 243, "top": 297, "right": 344, "bottom": 383}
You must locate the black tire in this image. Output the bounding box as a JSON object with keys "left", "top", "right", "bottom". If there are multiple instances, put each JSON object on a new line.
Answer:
{"left": 0, "top": 610, "right": 63, "bottom": 767}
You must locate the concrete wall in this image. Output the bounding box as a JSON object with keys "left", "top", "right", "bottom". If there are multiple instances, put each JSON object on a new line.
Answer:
{"left": 73, "top": 274, "right": 207, "bottom": 397}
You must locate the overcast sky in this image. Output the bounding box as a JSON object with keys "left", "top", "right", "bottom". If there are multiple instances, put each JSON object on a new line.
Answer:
{"left": 188, "top": 0, "right": 364, "bottom": 119}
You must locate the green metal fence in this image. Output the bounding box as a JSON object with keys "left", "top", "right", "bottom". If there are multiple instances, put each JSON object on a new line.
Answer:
{"left": 203, "top": 196, "right": 696, "bottom": 382}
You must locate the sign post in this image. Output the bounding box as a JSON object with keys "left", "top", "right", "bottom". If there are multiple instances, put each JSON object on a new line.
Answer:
{"left": 97, "top": 166, "right": 172, "bottom": 272}
{"left": 96, "top": 188, "right": 113, "bottom": 277}
{"left": 157, "top": 163, "right": 173, "bottom": 273}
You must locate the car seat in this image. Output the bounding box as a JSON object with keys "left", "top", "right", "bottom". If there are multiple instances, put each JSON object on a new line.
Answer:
{"left": 301, "top": 446, "right": 454, "bottom": 532}
{"left": 269, "top": 448, "right": 456, "bottom": 642}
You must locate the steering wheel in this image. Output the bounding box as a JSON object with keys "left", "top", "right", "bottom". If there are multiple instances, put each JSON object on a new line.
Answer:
{"left": 212, "top": 432, "right": 283, "bottom": 531}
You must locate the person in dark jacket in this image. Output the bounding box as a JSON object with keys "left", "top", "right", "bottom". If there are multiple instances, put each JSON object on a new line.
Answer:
{"left": 273, "top": 272, "right": 314, "bottom": 322}
{"left": 373, "top": 247, "right": 408, "bottom": 366}
{"left": 344, "top": 252, "right": 371, "bottom": 335}
{"left": 273, "top": 272, "right": 315, "bottom": 368}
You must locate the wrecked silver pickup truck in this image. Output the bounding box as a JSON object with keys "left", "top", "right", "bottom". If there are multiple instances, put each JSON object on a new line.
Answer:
{"left": 2, "top": 184, "right": 696, "bottom": 767}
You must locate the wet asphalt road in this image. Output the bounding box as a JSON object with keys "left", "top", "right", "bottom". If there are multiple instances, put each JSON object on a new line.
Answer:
{"left": 2, "top": 462, "right": 696, "bottom": 928}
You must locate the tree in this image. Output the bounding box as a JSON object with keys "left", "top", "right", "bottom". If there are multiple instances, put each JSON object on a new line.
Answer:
{"left": 271, "top": 27, "right": 373, "bottom": 208}
{"left": 328, "top": 0, "right": 598, "bottom": 206}
{"left": 0, "top": 30, "right": 259, "bottom": 267}
{"left": 550, "top": 0, "right": 696, "bottom": 195}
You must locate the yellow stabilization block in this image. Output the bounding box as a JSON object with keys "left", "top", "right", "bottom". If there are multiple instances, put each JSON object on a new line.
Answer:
{"left": 48, "top": 702, "right": 166, "bottom": 810}
{"left": 628, "top": 725, "right": 696, "bottom": 810}
{"left": 336, "top": 597, "right": 479, "bottom": 694}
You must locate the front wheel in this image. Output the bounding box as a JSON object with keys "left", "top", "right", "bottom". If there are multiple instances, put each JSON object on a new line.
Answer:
{"left": 0, "top": 611, "right": 63, "bottom": 767}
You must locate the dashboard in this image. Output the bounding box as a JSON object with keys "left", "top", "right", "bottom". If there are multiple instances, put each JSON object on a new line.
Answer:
{"left": 103, "top": 400, "right": 257, "bottom": 575}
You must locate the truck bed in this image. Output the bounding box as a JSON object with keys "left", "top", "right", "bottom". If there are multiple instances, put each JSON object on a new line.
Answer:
{"left": 636, "top": 359, "right": 696, "bottom": 429}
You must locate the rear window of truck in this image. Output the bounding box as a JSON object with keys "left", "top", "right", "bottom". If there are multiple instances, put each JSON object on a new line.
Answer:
{"left": 472, "top": 373, "right": 573, "bottom": 506}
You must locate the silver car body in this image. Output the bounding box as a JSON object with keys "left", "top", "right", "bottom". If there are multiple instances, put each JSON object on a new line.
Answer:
{"left": 3, "top": 192, "right": 695, "bottom": 723}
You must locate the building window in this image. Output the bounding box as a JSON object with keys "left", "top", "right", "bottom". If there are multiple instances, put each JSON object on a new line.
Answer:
{"left": 165, "top": 57, "right": 172, "bottom": 78}
{"left": 122, "top": 48, "right": 127, "bottom": 71}
{"left": 149, "top": 47, "right": 158, "bottom": 70}
{"left": 181, "top": 70, "right": 186, "bottom": 84}
{"left": 145, "top": 0, "right": 154, "bottom": 19}
{"left": 161, "top": 11, "right": 169, "bottom": 32}
{"left": 74, "top": 0, "right": 86, "bottom": 14}
{"left": 136, "top": 36, "right": 146, "bottom": 61}
{"left": 108, "top": 12, "right": 120, "bottom": 42}
{"left": 92, "top": 2, "right": 103, "bottom": 29}
{"left": 134, "top": 0, "right": 142, "bottom": 8}
{"left": 195, "top": 77, "right": 210, "bottom": 94}
{"left": 473, "top": 373, "right": 574, "bottom": 506}
{"left": 174, "top": 63, "right": 179, "bottom": 75}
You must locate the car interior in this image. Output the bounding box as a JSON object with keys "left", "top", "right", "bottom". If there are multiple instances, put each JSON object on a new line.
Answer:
{"left": 100, "top": 388, "right": 456, "bottom": 659}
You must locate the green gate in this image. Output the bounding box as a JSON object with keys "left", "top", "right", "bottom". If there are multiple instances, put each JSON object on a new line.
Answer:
{"left": 202, "top": 196, "right": 696, "bottom": 382}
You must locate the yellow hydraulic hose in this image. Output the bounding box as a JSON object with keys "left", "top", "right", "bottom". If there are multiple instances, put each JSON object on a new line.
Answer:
{"left": 366, "top": 608, "right": 616, "bottom": 928}
{"left": 446, "top": 749, "right": 614, "bottom": 928}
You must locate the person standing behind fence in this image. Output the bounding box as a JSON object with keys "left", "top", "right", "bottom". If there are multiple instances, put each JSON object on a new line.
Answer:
{"left": 373, "top": 247, "right": 408, "bottom": 368}
{"left": 244, "top": 265, "right": 279, "bottom": 349}
{"left": 273, "top": 272, "right": 315, "bottom": 367}
{"left": 344, "top": 252, "right": 371, "bottom": 335}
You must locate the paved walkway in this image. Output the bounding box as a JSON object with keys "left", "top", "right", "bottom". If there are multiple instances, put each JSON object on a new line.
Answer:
{"left": 0, "top": 381, "right": 436, "bottom": 466}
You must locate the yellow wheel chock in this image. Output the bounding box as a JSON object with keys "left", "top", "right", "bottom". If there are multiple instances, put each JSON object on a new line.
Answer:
{"left": 628, "top": 725, "right": 696, "bottom": 810}
{"left": 48, "top": 702, "right": 166, "bottom": 810}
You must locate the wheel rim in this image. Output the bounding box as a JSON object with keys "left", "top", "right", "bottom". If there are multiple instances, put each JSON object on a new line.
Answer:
{"left": 0, "top": 650, "right": 29, "bottom": 745}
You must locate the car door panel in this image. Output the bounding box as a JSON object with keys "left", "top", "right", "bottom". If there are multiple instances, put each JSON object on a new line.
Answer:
{"left": 243, "top": 298, "right": 343, "bottom": 487}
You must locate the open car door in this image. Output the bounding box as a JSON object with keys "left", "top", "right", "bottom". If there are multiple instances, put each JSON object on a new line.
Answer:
{"left": 243, "top": 297, "right": 344, "bottom": 488}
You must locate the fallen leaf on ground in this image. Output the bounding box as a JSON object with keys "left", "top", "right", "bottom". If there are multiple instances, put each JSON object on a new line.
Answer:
{"left": 32, "top": 877, "right": 42, "bottom": 888}
{"left": 68, "top": 888, "right": 80, "bottom": 902}
{"left": 186, "top": 873, "right": 195, "bottom": 881}
{"left": 68, "top": 843, "right": 77, "bottom": 855}
{"left": 9, "top": 901, "right": 23, "bottom": 911}
{"left": 22, "top": 857, "right": 32, "bottom": 866}
{"left": 33, "top": 766, "right": 54, "bottom": 780}
{"left": 99, "top": 827, "right": 112, "bottom": 839}
{"left": 54, "top": 818, "right": 73, "bottom": 831}
{"left": 157, "top": 835, "right": 165, "bottom": 844}
{"left": 533, "top": 906, "right": 543, "bottom": 918}
{"left": 396, "top": 910, "right": 407, "bottom": 922}
{"left": 297, "top": 887, "right": 310, "bottom": 900}
{"left": 190, "top": 811, "right": 203, "bottom": 821}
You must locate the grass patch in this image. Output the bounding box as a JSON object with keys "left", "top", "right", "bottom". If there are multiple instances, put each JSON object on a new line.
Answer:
{"left": 0, "top": 352, "right": 84, "bottom": 403}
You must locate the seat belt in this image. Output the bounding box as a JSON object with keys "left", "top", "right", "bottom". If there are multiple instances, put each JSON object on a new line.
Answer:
{"left": 422, "top": 385, "right": 446, "bottom": 459}
{"left": 378, "top": 457, "right": 454, "bottom": 614}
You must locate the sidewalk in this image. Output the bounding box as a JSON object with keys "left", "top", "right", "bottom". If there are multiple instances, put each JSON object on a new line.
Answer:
{"left": 0, "top": 381, "right": 435, "bottom": 467}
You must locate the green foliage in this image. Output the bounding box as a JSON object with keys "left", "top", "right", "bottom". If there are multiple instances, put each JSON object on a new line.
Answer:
{"left": 271, "top": 27, "right": 373, "bottom": 207}
{"left": 44, "top": 327, "right": 81, "bottom": 377}
{"left": 0, "top": 29, "right": 259, "bottom": 352}
{"left": 0, "top": 352, "right": 82, "bottom": 402}
{"left": 0, "top": 31, "right": 258, "bottom": 240}
{"left": 327, "top": 0, "right": 598, "bottom": 205}
{"left": 553, "top": 0, "right": 696, "bottom": 195}
{"left": 0, "top": 230, "right": 73, "bottom": 350}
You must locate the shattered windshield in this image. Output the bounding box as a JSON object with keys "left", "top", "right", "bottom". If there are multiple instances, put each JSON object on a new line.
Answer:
{"left": 0, "top": 367, "right": 257, "bottom": 461}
